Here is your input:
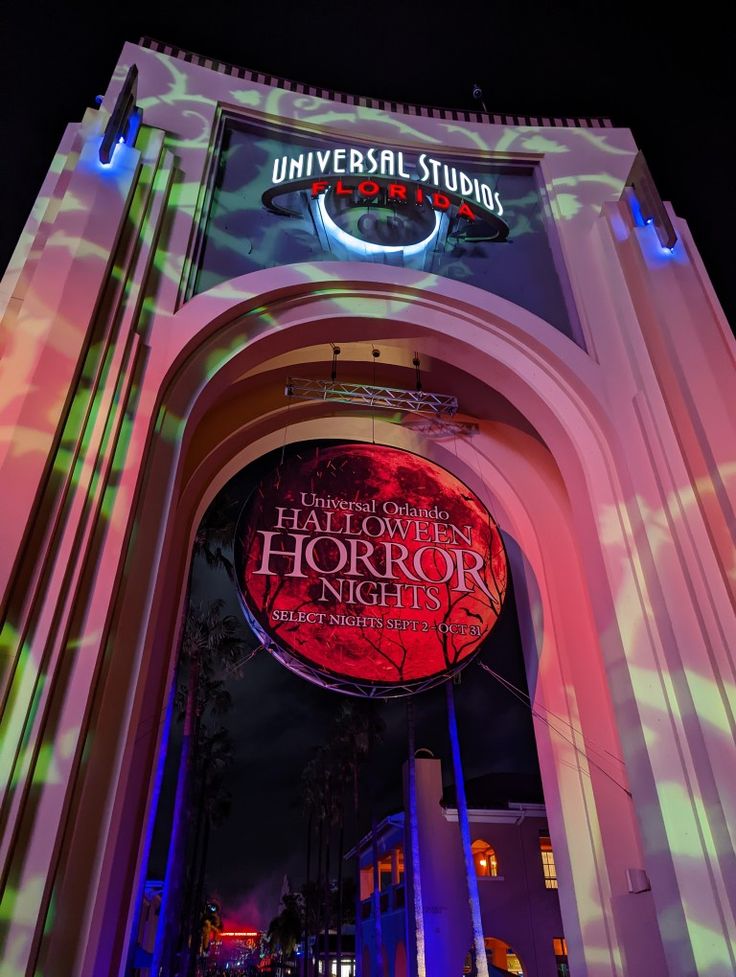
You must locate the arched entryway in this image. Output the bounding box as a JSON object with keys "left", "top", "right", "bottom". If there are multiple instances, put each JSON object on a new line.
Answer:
{"left": 16, "top": 266, "right": 670, "bottom": 977}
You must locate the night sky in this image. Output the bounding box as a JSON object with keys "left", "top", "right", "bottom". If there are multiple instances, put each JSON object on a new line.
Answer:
{"left": 1, "top": 1, "right": 733, "bottom": 328}
{"left": 1, "top": 0, "right": 732, "bottom": 930}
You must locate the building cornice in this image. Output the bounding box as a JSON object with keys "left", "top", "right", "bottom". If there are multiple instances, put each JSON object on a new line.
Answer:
{"left": 137, "top": 36, "right": 614, "bottom": 130}
{"left": 443, "top": 802, "right": 547, "bottom": 825}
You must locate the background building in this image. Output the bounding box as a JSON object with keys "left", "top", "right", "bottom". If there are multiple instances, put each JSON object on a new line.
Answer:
{"left": 0, "top": 37, "right": 734, "bottom": 977}
{"left": 354, "top": 757, "right": 565, "bottom": 977}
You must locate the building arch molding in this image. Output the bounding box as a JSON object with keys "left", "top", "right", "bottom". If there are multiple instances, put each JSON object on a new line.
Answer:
{"left": 83, "top": 267, "right": 661, "bottom": 977}
{"left": 18, "top": 266, "right": 672, "bottom": 977}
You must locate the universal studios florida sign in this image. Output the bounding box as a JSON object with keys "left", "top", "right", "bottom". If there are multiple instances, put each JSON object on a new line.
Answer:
{"left": 263, "top": 145, "right": 507, "bottom": 227}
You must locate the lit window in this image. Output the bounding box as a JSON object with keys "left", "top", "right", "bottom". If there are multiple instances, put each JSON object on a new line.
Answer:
{"left": 540, "top": 835, "right": 558, "bottom": 889}
{"left": 378, "top": 855, "right": 392, "bottom": 890}
{"left": 395, "top": 845, "right": 405, "bottom": 882}
{"left": 471, "top": 839, "right": 498, "bottom": 877}
{"left": 484, "top": 938, "right": 524, "bottom": 974}
{"left": 553, "top": 936, "right": 569, "bottom": 977}
{"left": 505, "top": 950, "right": 524, "bottom": 975}
{"left": 360, "top": 866, "right": 373, "bottom": 900}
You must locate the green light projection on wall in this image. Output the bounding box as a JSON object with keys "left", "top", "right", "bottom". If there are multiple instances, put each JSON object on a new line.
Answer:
{"left": 192, "top": 117, "right": 576, "bottom": 339}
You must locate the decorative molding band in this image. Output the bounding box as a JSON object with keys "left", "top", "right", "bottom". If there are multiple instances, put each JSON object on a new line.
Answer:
{"left": 138, "top": 36, "right": 614, "bottom": 130}
{"left": 443, "top": 805, "right": 547, "bottom": 824}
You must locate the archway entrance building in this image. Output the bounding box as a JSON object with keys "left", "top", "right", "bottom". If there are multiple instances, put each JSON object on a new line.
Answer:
{"left": 0, "top": 38, "right": 734, "bottom": 977}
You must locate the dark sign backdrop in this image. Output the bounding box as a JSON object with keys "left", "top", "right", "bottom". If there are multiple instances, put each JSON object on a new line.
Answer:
{"left": 195, "top": 119, "right": 576, "bottom": 341}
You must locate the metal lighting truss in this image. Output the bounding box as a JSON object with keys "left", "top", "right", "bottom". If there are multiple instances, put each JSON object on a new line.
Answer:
{"left": 265, "top": 640, "right": 477, "bottom": 699}
{"left": 285, "top": 377, "right": 458, "bottom": 416}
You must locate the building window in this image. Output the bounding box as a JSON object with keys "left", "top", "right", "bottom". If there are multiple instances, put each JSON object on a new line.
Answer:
{"left": 540, "top": 834, "right": 558, "bottom": 889}
{"left": 394, "top": 845, "right": 405, "bottom": 883}
{"left": 484, "top": 938, "right": 525, "bottom": 975}
{"left": 471, "top": 839, "right": 498, "bottom": 877}
{"left": 553, "top": 937, "right": 569, "bottom": 976}
{"left": 378, "top": 855, "right": 392, "bottom": 890}
{"left": 505, "top": 951, "right": 524, "bottom": 975}
{"left": 359, "top": 866, "right": 373, "bottom": 900}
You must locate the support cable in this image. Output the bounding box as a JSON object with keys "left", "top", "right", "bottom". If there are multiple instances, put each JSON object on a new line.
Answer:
{"left": 478, "top": 662, "right": 632, "bottom": 798}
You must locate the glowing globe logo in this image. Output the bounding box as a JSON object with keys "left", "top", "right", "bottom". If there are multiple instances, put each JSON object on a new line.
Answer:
{"left": 318, "top": 185, "right": 442, "bottom": 256}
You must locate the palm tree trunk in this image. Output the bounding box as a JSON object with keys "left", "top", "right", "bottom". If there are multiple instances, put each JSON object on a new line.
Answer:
{"left": 446, "top": 681, "right": 489, "bottom": 977}
{"left": 323, "top": 830, "right": 331, "bottom": 977}
{"left": 152, "top": 653, "right": 200, "bottom": 977}
{"left": 181, "top": 758, "right": 209, "bottom": 976}
{"left": 186, "top": 811, "right": 211, "bottom": 977}
{"left": 353, "top": 768, "right": 363, "bottom": 977}
{"left": 177, "top": 670, "right": 211, "bottom": 976}
{"left": 406, "top": 698, "right": 426, "bottom": 977}
{"left": 336, "top": 814, "right": 344, "bottom": 977}
{"left": 303, "top": 813, "right": 312, "bottom": 977}
{"left": 313, "top": 818, "right": 323, "bottom": 977}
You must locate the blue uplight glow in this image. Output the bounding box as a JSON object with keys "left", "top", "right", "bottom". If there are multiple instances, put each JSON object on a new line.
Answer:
{"left": 98, "top": 139, "right": 124, "bottom": 169}
{"left": 629, "top": 193, "right": 646, "bottom": 228}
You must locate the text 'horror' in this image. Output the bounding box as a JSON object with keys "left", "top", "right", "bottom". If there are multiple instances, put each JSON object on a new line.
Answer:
{"left": 253, "top": 494, "right": 498, "bottom": 611}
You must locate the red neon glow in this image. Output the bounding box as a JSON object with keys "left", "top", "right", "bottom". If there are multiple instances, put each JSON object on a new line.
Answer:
{"left": 237, "top": 444, "right": 507, "bottom": 687}
{"left": 357, "top": 180, "right": 380, "bottom": 197}
{"left": 388, "top": 183, "right": 407, "bottom": 201}
{"left": 308, "top": 178, "right": 478, "bottom": 221}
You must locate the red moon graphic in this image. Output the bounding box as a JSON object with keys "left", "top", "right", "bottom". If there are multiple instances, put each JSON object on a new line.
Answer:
{"left": 236, "top": 443, "right": 507, "bottom": 693}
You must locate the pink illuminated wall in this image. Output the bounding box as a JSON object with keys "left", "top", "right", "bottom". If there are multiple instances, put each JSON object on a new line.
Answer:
{"left": 0, "top": 38, "right": 734, "bottom": 977}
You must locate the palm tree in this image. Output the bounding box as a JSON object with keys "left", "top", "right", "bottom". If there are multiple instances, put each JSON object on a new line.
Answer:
{"left": 330, "top": 748, "right": 350, "bottom": 977}
{"left": 317, "top": 719, "right": 359, "bottom": 977}
{"left": 330, "top": 707, "right": 360, "bottom": 977}
{"left": 332, "top": 700, "right": 385, "bottom": 977}
{"left": 152, "top": 598, "right": 249, "bottom": 977}
{"left": 192, "top": 494, "right": 241, "bottom": 580}
{"left": 320, "top": 755, "right": 334, "bottom": 977}
{"left": 300, "top": 702, "right": 385, "bottom": 977}
{"left": 321, "top": 735, "right": 356, "bottom": 977}
{"left": 299, "top": 768, "right": 316, "bottom": 977}
{"left": 268, "top": 890, "right": 304, "bottom": 973}
{"left": 302, "top": 748, "right": 330, "bottom": 977}
{"left": 185, "top": 724, "right": 234, "bottom": 977}
{"left": 446, "top": 681, "right": 489, "bottom": 977}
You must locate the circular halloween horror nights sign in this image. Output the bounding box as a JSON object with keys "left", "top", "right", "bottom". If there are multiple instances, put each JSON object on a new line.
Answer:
{"left": 236, "top": 444, "right": 507, "bottom": 694}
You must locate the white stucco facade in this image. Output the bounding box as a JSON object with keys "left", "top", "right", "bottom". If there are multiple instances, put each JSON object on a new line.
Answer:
{"left": 0, "top": 38, "right": 734, "bottom": 977}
